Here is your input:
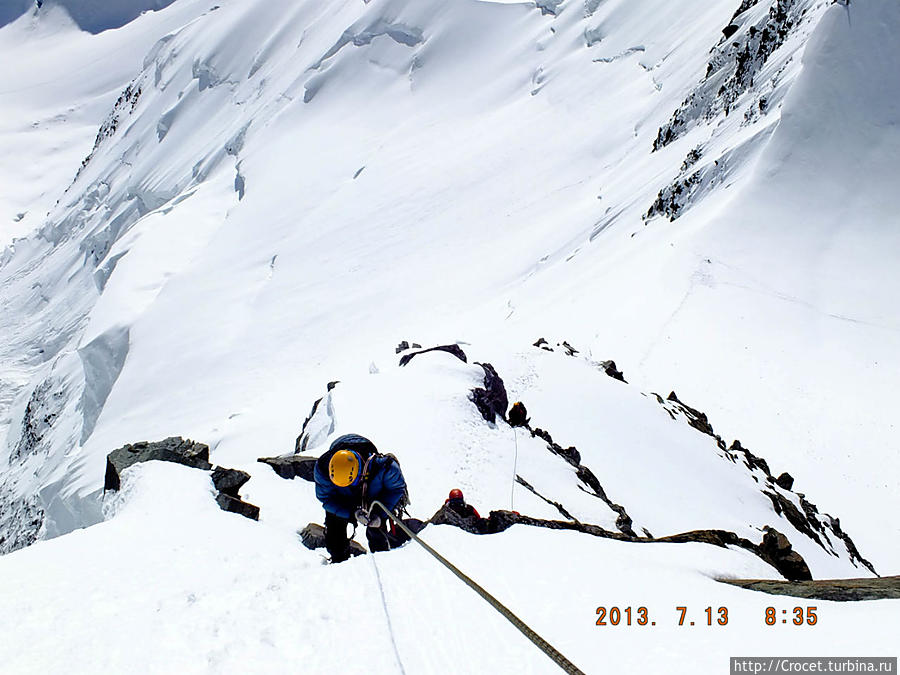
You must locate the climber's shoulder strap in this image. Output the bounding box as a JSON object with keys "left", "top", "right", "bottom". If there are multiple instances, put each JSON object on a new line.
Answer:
{"left": 361, "top": 452, "right": 410, "bottom": 515}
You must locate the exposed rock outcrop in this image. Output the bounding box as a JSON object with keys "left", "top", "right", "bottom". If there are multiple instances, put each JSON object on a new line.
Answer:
{"left": 776, "top": 472, "right": 794, "bottom": 490}
{"left": 105, "top": 437, "right": 212, "bottom": 491}
{"left": 597, "top": 360, "right": 626, "bottom": 383}
{"left": 429, "top": 503, "right": 486, "bottom": 535}
{"left": 531, "top": 338, "right": 626, "bottom": 382}
{"left": 515, "top": 476, "right": 578, "bottom": 523}
{"left": 763, "top": 490, "right": 823, "bottom": 549}
{"left": 531, "top": 427, "right": 581, "bottom": 467}
{"left": 665, "top": 391, "right": 726, "bottom": 448}
{"left": 645, "top": 171, "right": 701, "bottom": 221}
{"left": 759, "top": 527, "right": 812, "bottom": 581}
{"left": 533, "top": 337, "right": 553, "bottom": 351}
{"left": 394, "top": 340, "right": 422, "bottom": 354}
{"left": 465, "top": 355, "right": 637, "bottom": 537}
{"left": 525, "top": 423, "right": 636, "bottom": 536}
{"left": 469, "top": 362, "right": 509, "bottom": 424}
{"left": 104, "top": 437, "right": 259, "bottom": 521}
{"left": 720, "top": 576, "right": 900, "bottom": 602}
{"left": 211, "top": 467, "right": 251, "bottom": 497}
{"left": 0, "top": 488, "right": 43, "bottom": 556}
{"left": 653, "top": 0, "right": 813, "bottom": 150}
{"left": 651, "top": 392, "right": 877, "bottom": 576}
{"left": 9, "top": 378, "right": 62, "bottom": 465}
{"left": 215, "top": 493, "right": 260, "bottom": 521}
{"left": 294, "top": 382, "right": 338, "bottom": 454}
{"left": 398, "top": 344, "right": 467, "bottom": 367}
{"left": 257, "top": 455, "right": 318, "bottom": 481}
{"left": 483, "top": 510, "right": 811, "bottom": 582}
{"left": 210, "top": 467, "right": 259, "bottom": 521}
{"left": 731, "top": 439, "right": 772, "bottom": 477}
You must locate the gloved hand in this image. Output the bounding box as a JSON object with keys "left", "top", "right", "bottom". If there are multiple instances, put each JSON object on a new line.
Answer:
{"left": 355, "top": 507, "right": 381, "bottom": 529}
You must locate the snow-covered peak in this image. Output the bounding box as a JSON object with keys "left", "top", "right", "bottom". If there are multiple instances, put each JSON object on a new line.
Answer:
{"left": 1, "top": 0, "right": 179, "bottom": 34}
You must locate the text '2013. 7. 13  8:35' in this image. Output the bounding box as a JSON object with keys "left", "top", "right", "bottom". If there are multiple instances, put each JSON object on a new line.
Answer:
{"left": 595, "top": 607, "right": 818, "bottom": 627}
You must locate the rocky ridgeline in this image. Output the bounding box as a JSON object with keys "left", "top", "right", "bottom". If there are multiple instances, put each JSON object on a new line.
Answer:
{"left": 0, "top": 486, "right": 43, "bottom": 555}
{"left": 255, "top": 340, "right": 875, "bottom": 582}
{"left": 644, "top": 0, "right": 824, "bottom": 223}
{"left": 73, "top": 81, "right": 143, "bottom": 185}
{"left": 485, "top": 511, "right": 811, "bottom": 582}
{"left": 651, "top": 391, "right": 877, "bottom": 576}
{"left": 497, "top": 339, "right": 874, "bottom": 578}
{"left": 105, "top": 437, "right": 259, "bottom": 520}
{"left": 652, "top": 0, "right": 813, "bottom": 152}
{"left": 1, "top": 369, "right": 78, "bottom": 555}
{"left": 721, "top": 575, "right": 900, "bottom": 602}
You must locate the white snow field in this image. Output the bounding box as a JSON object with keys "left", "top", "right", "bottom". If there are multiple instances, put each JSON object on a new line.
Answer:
{"left": 0, "top": 0, "right": 898, "bottom": 671}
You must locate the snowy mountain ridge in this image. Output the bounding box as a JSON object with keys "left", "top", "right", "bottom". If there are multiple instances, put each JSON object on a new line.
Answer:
{"left": 0, "top": 0, "right": 855, "bottom": 548}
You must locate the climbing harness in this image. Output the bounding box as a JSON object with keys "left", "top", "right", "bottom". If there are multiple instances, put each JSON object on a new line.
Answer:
{"left": 369, "top": 500, "right": 586, "bottom": 675}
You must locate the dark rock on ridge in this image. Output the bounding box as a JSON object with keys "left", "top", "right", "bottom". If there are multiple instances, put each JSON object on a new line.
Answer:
{"left": 530, "top": 338, "right": 626, "bottom": 382}
{"left": 667, "top": 391, "right": 724, "bottom": 447}
{"left": 295, "top": 397, "right": 324, "bottom": 453}
{"left": 216, "top": 493, "right": 260, "bottom": 521}
{"left": 526, "top": 422, "right": 635, "bottom": 537}
{"left": 532, "top": 427, "right": 581, "bottom": 466}
{"left": 484, "top": 510, "right": 812, "bottom": 582}
{"left": 399, "top": 344, "right": 467, "bottom": 367}
{"left": 776, "top": 472, "right": 794, "bottom": 490}
{"left": 211, "top": 467, "right": 251, "bottom": 497}
{"left": 720, "top": 576, "right": 900, "bottom": 602}
{"left": 653, "top": 0, "right": 808, "bottom": 151}
{"left": 469, "top": 362, "right": 509, "bottom": 424}
{"left": 429, "top": 503, "right": 487, "bottom": 535}
{"left": 759, "top": 527, "right": 812, "bottom": 581}
{"left": 258, "top": 455, "right": 318, "bottom": 482}
{"left": 515, "top": 475, "right": 578, "bottom": 523}
{"left": 105, "top": 437, "right": 259, "bottom": 521}
{"left": 395, "top": 340, "right": 422, "bottom": 354}
{"left": 652, "top": 391, "right": 877, "bottom": 576}
{"left": 763, "top": 490, "right": 825, "bottom": 550}
{"left": 533, "top": 337, "right": 553, "bottom": 351}
{"left": 597, "top": 359, "right": 626, "bottom": 383}
{"left": 105, "top": 437, "right": 212, "bottom": 491}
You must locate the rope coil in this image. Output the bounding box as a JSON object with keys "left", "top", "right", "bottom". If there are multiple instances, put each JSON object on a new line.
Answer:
{"left": 369, "top": 500, "right": 586, "bottom": 675}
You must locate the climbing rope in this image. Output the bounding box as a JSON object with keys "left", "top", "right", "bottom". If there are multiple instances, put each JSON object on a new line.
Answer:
{"left": 510, "top": 425, "right": 519, "bottom": 511}
{"left": 369, "top": 500, "right": 586, "bottom": 675}
{"left": 368, "top": 549, "right": 408, "bottom": 675}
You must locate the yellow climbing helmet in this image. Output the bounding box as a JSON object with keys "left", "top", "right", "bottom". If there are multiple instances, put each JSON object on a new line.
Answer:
{"left": 329, "top": 449, "right": 362, "bottom": 487}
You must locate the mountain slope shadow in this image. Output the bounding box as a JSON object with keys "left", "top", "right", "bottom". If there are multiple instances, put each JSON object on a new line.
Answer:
{"left": 2, "top": 0, "right": 178, "bottom": 34}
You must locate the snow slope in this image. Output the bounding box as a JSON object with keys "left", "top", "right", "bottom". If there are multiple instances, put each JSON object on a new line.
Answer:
{"left": 0, "top": 354, "right": 895, "bottom": 672}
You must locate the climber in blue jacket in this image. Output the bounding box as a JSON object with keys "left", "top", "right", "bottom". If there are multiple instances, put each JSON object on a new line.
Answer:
{"left": 313, "top": 433, "right": 409, "bottom": 563}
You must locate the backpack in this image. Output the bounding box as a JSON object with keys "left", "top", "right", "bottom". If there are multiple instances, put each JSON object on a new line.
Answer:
{"left": 361, "top": 452, "right": 411, "bottom": 517}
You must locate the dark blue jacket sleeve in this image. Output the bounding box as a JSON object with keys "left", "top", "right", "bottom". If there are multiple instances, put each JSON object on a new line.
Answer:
{"left": 373, "top": 461, "right": 407, "bottom": 514}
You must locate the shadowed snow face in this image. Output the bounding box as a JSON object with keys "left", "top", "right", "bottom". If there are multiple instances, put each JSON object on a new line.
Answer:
{"left": 1, "top": 0, "right": 178, "bottom": 33}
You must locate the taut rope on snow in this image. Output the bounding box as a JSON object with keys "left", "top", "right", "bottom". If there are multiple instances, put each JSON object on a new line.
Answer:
{"left": 510, "top": 425, "right": 519, "bottom": 511}
{"left": 368, "top": 549, "right": 408, "bottom": 675}
{"left": 369, "top": 500, "right": 586, "bottom": 675}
